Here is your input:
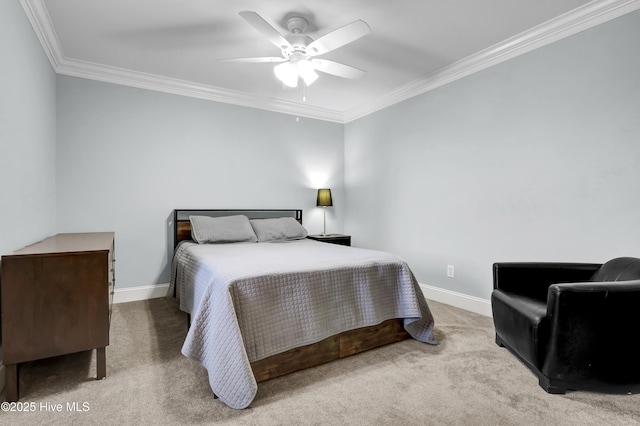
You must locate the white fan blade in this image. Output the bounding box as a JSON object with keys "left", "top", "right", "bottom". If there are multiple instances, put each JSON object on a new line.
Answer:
{"left": 307, "top": 20, "right": 370, "bottom": 56}
{"left": 311, "top": 59, "right": 366, "bottom": 80}
{"left": 239, "top": 11, "right": 292, "bottom": 51}
{"left": 218, "top": 57, "right": 285, "bottom": 63}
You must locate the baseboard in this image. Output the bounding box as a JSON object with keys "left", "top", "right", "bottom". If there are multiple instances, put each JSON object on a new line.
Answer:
{"left": 419, "top": 283, "right": 492, "bottom": 318}
{"left": 113, "top": 282, "right": 491, "bottom": 318}
{"left": 113, "top": 283, "right": 170, "bottom": 304}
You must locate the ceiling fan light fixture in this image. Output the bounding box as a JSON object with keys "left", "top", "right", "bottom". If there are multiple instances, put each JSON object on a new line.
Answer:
{"left": 301, "top": 70, "right": 318, "bottom": 86}
{"left": 297, "top": 59, "right": 318, "bottom": 86}
{"left": 274, "top": 59, "right": 319, "bottom": 88}
{"left": 274, "top": 62, "right": 298, "bottom": 88}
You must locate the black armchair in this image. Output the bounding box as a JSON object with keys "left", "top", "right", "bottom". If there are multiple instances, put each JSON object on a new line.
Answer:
{"left": 491, "top": 257, "right": 640, "bottom": 394}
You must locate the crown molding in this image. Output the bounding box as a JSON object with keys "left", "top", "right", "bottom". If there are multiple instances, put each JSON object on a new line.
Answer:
{"left": 56, "top": 57, "right": 345, "bottom": 123}
{"left": 343, "top": 0, "right": 640, "bottom": 122}
{"left": 19, "top": 0, "right": 64, "bottom": 69}
{"left": 21, "top": 0, "right": 640, "bottom": 124}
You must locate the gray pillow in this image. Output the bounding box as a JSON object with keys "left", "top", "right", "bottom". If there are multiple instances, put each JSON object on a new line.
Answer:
{"left": 189, "top": 215, "right": 257, "bottom": 244}
{"left": 250, "top": 217, "right": 308, "bottom": 242}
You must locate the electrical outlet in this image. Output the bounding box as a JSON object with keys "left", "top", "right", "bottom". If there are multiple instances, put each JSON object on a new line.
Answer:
{"left": 447, "top": 264, "right": 455, "bottom": 278}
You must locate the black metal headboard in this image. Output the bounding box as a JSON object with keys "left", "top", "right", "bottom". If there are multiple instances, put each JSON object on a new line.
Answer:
{"left": 173, "top": 209, "right": 303, "bottom": 248}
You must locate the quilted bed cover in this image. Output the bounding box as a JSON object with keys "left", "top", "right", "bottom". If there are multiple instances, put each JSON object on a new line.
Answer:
{"left": 169, "top": 238, "right": 436, "bottom": 409}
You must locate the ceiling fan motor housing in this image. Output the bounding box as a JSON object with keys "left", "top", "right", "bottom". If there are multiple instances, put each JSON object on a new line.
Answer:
{"left": 286, "top": 16, "right": 308, "bottom": 33}
{"left": 282, "top": 17, "right": 313, "bottom": 58}
{"left": 283, "top": 34, "right": 313, "bottom": 56}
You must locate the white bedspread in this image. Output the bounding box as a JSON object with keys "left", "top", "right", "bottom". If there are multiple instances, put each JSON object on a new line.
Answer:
{"left": 169, "top": 239, "right": 436, "bottom": 409}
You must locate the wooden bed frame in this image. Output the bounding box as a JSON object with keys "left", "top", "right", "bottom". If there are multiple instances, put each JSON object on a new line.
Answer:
{"left": 172, "top": 209, "right": 410, "bottom": 383}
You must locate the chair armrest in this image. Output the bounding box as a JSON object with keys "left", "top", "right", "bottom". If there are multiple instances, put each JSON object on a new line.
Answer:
{"left": 493, "top": 262, "right": 601, "bottom": 302}
{"left": 543, "top": 280, "right": 640, "bottom": 384}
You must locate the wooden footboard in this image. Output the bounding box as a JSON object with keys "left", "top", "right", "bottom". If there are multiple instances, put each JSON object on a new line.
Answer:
{"left": 251, "top": 318, "right": 410, "bottom": 382}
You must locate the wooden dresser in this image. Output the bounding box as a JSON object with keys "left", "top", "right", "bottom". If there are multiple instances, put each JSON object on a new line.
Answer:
{"left": 1, "top": 232, "right": 115, "bottom": 401}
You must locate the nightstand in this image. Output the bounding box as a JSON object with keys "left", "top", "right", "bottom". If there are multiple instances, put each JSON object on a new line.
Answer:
{"left": 307, "top": 234, "right": 351, "bottom": 246}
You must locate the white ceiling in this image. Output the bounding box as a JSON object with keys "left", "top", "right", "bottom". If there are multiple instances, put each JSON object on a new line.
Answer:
{"left": 21, "top": 0, "right": 640, "bottom": 122}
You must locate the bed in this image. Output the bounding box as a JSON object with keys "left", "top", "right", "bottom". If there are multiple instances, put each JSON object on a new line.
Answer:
{"left": 169, "top": 209, "right": 436, "bottom": 409}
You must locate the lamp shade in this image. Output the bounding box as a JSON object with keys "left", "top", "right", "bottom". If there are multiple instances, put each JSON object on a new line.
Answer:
{"left": 274, "top": 62, "right": 298, "bottom": 88}
{"left": 316, "top": 188, "right": 333, "bottom": 207}
{"left": 297, "top": 59, "right": 319, "bottom": 86}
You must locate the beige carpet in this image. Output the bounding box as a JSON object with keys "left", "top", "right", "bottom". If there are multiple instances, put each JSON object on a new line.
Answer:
{"left": 2, "top": 297, "right": 639, "bottom": 425}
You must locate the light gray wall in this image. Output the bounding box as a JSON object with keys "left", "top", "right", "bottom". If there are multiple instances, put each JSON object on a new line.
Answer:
{"left": 0, "top": 0, "right": 56, "bottom": 361}
{"left": 344, "top": 10, "right": 640, "bottom": 301}
{"left": 56, "top": 76, "right": 345, "bottom": 288}
{"left": 0, "top": 1, "right": 57, "bottom": 256}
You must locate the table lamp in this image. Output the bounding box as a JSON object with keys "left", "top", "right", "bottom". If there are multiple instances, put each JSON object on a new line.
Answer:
{"left": 316, "top": 188, "right": 333, "bottom": 235}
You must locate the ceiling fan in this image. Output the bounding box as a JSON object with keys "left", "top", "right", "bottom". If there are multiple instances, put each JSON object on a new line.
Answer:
{"left": 219, "top": 11, "right": 371, "bottom": 88}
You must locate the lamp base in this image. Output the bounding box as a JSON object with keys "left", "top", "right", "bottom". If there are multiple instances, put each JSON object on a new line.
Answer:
{"left": 322, "top": 206, "right": 327, "bottom": 236}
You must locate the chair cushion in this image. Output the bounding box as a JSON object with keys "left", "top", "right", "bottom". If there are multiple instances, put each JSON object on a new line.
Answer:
{"left": 590, "top": 257, "right": 640, "bottom": 282}
{"left": 491, "top": 290, "right": 549, "bottom": 369}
